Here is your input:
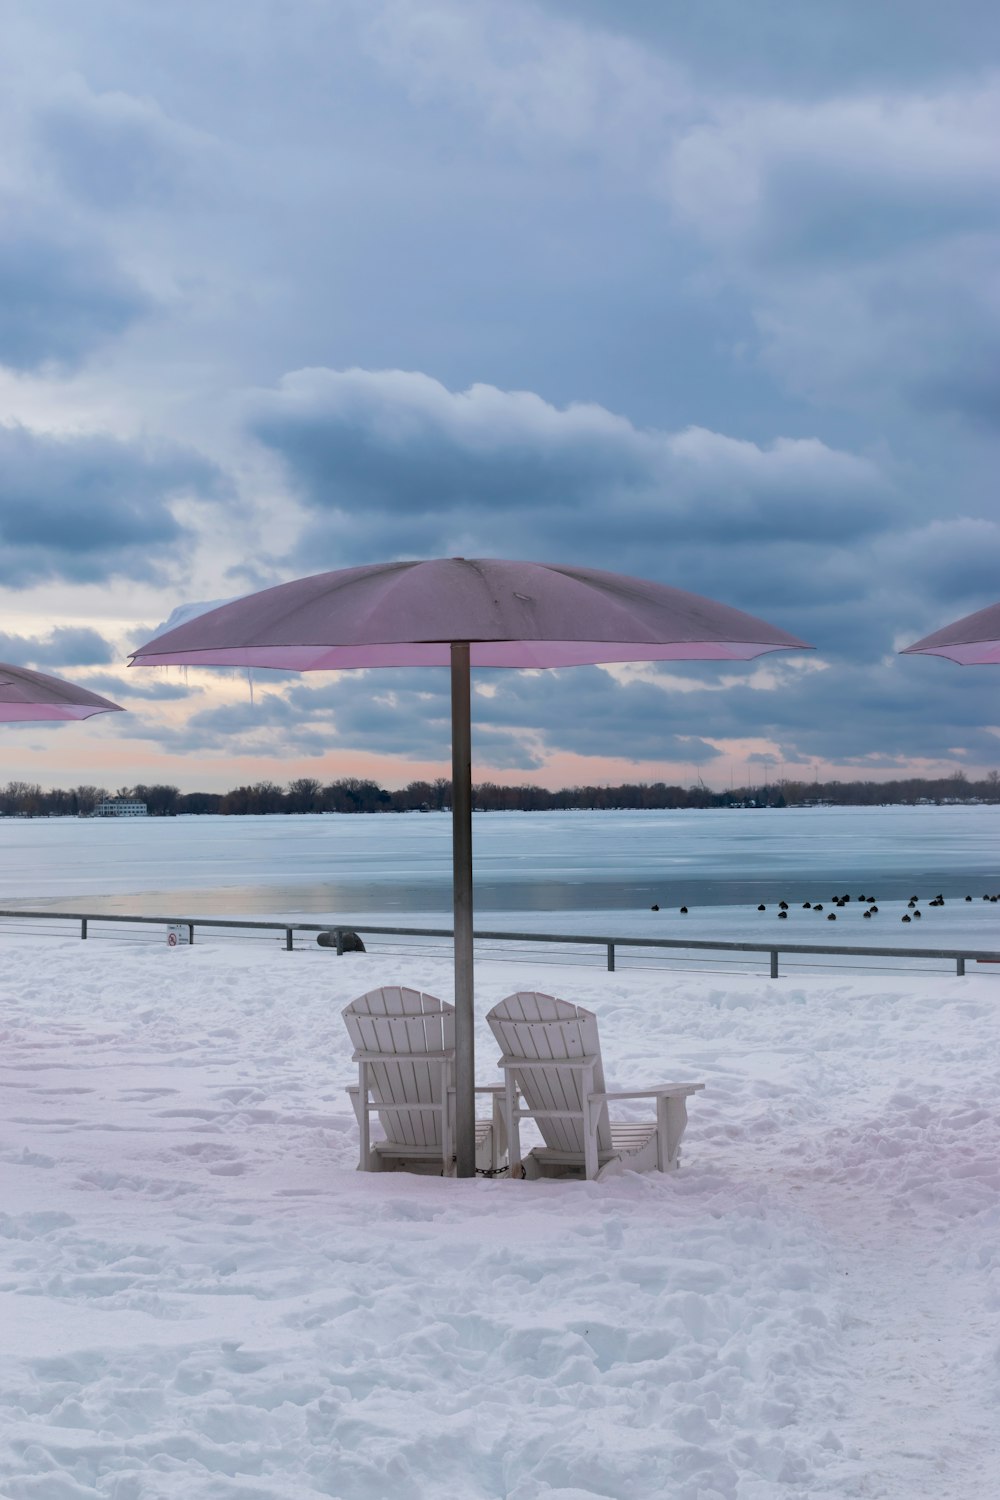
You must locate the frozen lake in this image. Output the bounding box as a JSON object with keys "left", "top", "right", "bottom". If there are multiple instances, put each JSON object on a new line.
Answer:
{"left": 0, "top": 806, "right": 997, "bottom": 935}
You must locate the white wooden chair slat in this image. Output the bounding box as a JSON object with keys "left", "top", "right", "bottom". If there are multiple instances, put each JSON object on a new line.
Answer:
{"left": 487, "top": 991, "right": 702, "bottom": 1182}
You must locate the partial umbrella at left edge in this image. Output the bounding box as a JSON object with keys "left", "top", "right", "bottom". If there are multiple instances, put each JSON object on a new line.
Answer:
{"left": 0, "top": 664, "right": 124, "bottom": 722}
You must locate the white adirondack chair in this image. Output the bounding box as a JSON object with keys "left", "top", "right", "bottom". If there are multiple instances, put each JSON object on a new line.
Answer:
{"left": 487, "top": 991, "right": 704, "bottom": 1181}
{"left": 343, "top": 987, "right": 504, "bottom": 1175}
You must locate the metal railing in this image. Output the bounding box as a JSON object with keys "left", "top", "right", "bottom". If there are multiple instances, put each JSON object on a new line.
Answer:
{"left": 0, "top": 907, "right": 997, "bottom": 977}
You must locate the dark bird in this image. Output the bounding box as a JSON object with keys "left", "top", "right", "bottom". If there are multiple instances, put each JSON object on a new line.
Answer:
{"left": 828, "top": 912, "right": 836, "bottom": 920}
{"left": 803, "top": 902, "right": 812, "bottom": 909}
{"left": 913, "top": 910, "right": 922, "bottom": 918}
{"left": 680, "top": 906, "right": 688, "bottom": 914}
{"left": 651, "top": 904, "right": 659, "bottom": 911}
{"left": 758, "top": 904, "right": 766, "bottom": 911}
{"left": 778, "top": 910, "right": 788, "bottom": 919}
{"left": 902, "top": 914, "right": 911, "bottom": 923}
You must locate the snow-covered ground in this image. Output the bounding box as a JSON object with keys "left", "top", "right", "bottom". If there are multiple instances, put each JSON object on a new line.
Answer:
{"left": 2, "top": 937, "right": 999, "bottom": 1498}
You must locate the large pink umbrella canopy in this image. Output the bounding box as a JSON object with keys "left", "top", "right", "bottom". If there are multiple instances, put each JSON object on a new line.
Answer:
{"left": 131, "top": 558, "right": 812, "bottom": 1176}
{"left": 901, "top": 601, "right": 1000, "bottom": 664}
{"left": 128, "top": 558, "right": 811, "bottom": 667}
{"left": 0, "top": 662, "right": 123, "bottom": 722}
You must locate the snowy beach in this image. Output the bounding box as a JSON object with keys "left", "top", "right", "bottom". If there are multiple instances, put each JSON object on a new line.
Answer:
{"left": 2, "top": 935, "right": 999, "bottom": 1498}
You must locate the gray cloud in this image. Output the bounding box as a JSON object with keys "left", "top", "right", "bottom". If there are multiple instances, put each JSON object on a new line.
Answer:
{"left": 358, "top": 3, "right": 1000, "bottom": 431}
{"left": 159, "top": 675, "right": 542, "bottom": 769}
{"left": 0, "top": 626, "right": 116, "bottom": 669}
{"left": 84, "top": 672, "right": 199, "bottom": 701}
{"left": 243, "top": 364, "right": 1000, "bottom": 667}
{"left": 0, "top": 424, "right": 223, "bottom": 586}
{"left": 0, "top": 206, "right": 151, "bottom": 371}
{"left": 249, "top": 363, "right": 895, "bottom": 583}
{"left": 35, "top": 79, "right": 214, "bottom": 211}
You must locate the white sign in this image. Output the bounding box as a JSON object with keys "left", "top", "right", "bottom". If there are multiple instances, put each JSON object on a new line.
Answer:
{"left": 166, "top": 924, "right": 186, "bottom": 947}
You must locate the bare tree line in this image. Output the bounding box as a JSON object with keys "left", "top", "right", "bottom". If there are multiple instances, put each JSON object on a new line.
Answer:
{"left": 0, "top": 770, "right": 997, "bottom": 818}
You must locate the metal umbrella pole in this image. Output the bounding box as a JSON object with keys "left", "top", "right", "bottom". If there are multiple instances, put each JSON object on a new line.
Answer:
{"left": 450, "top": 641, "right": 475, "bottom": 1178}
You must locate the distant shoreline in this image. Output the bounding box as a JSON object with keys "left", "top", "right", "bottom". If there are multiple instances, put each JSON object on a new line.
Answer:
{"left": 1, "top": 769, "right": 997, "bottom": 820}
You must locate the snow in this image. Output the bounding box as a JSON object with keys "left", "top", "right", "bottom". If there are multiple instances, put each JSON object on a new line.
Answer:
{"left": 2, "top": 935, "right": 999, "bottom": 1498}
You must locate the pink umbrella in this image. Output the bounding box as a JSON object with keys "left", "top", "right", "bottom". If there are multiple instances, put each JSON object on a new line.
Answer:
{"left": 901, "top": 601, "right": 1000, "bottom": 664}
{"left": 0, "top": 662, "right": 123, "bottom": 722}
{"left": 130, "top": 558, "right": 812, "bottom": 1176}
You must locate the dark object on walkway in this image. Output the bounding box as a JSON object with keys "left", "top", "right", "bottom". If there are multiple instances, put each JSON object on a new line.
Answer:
{"left": 317, "top": 929, "right": 366, "bottom": 953}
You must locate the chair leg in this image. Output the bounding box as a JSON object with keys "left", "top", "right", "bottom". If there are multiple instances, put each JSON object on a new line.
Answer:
{"left": 490, "top": 1092, "right": 503, "bottom": 1172}
{"left": 656, "top": 1094, "right": 689, "bottom": 1171}
{"left": 359, "top": 1062, "right": 371, "bottom": 1171}
{"left": 583, "top": 1064, "right": 598, "bottom": 1180}
{"left": 442, "top": 1061, "right": 453, "bottom": 1176}
{"left": 505, "top": 1071, "right": 521, "bottom": 1178}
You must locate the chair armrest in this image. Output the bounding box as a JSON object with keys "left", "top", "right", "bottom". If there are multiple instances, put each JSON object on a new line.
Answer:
{"left": 590, "top": 1083, "right": 705, "bottom": 1101}
{"left": 497, "top": 1053, "right": 599, "bottom": 1069}
{"left": 452, "top": 1086, "right": 515, "bottom": 1098}
{"left": 352, "top": 1048, "right": 452, "bottom": 1062}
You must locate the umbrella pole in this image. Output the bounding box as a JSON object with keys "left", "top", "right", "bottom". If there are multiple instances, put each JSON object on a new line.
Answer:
{"left": 450, "top": 641, "right": 475, "bottom": 1179}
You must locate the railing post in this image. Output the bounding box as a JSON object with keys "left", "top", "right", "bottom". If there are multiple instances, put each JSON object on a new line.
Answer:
{"left": 188, "top": 924, "right": 194, "bottom": 945}
{"left": 956, "top": 956, "right": 965, "bottom": 976}
{"left": 285, "top": 928, "right": 293, "bottom": 951}
{"left": 770, "top": 950, "right": 779, "bottom": 979}
{"left": 81, "top": 918, "right": 87, "bottom": 940}
{"left": 335, "top": 928, "right": 344, "bottom": 956}
{"left": 607, "top": 942, "right": 615, "bottom": 972}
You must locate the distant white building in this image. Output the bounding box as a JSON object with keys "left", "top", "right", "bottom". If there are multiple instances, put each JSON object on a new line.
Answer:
{"left": 93, "top": 799, "right": 148, "bottom": 817}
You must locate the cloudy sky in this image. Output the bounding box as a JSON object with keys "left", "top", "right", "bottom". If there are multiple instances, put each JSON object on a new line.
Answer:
{"left": 2, "top": 0, "right": 999, "bottom": 793}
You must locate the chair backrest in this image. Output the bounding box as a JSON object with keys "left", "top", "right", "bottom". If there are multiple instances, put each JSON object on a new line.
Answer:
{"left": 343, "top": 987, "right": 454, "bottom": 1150}
{"left": 487, "top": 991, "right": 611, "bottom": 1156}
